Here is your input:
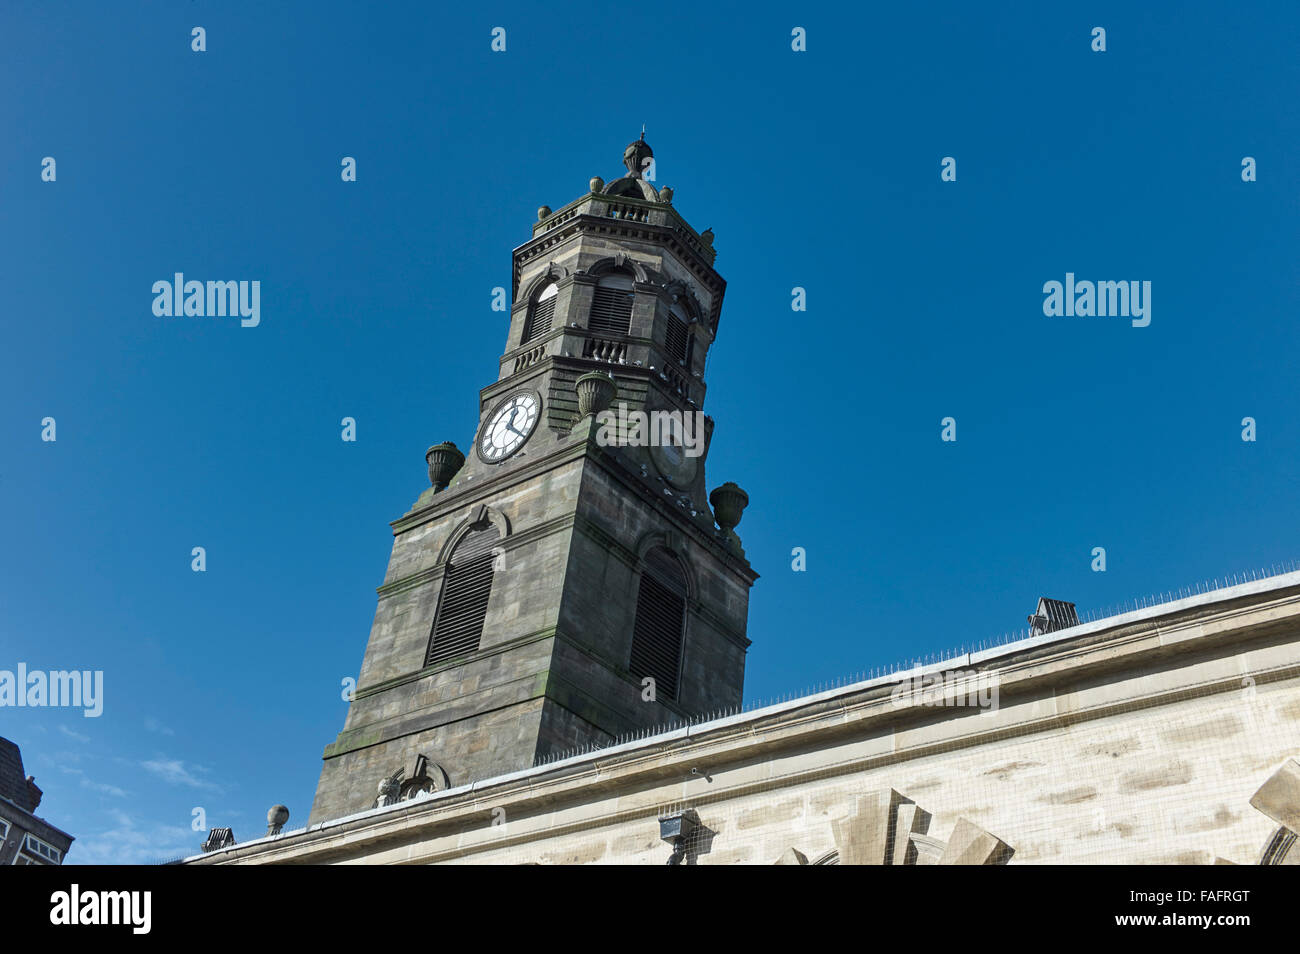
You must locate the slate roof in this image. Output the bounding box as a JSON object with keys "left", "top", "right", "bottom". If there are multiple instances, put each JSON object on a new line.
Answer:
{"left": 0, "top": 736, "right": 36, "bottom": 812}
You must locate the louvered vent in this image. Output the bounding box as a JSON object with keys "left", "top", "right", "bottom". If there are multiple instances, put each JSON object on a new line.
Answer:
{"left": 629, "top": 548, "right": 687, "bottom": 700}
{"left": 665, "top": 312, "right": 690, "bottom": 365}
{"left": 426, "top": 523, "right": 501, "bottom": 666}
{"left": 1028, "top": 597, "right": 1079, "bottom": 636}
{"left": 522, "top": 284, "right": 557, "bottom": 344}
{"left": 589, "top": 285, "right": 634, "bottom": 336}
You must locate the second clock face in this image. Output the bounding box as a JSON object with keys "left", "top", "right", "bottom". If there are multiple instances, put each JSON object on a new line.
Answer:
{"left": 479, "top": 392, "right": 540, "bottom": 462}
{"left": 651, "top": 440, "right": 698, "bottom": 489}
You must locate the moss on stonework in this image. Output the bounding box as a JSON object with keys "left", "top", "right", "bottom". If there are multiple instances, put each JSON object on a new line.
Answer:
{"left": 324, "top": 725, "right": 386, "bottom": 758}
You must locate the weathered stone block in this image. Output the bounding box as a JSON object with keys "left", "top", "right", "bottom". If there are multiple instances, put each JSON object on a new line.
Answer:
{"left": 1249, "top": 759, "right": 1300, "bottom": 833}
{"left": 831, "top": 789, "right": 904, "bottom": 865}
{"left": 939, "top": 818, "right": 1011, "bottom": 865}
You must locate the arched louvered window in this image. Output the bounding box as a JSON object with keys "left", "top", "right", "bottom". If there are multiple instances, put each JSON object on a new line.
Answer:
{"left": 629, "top": 548, "right": 687, "bottom": 700}
{"left": 665, "top": 303, "right": 693, "bottom": 367}
{"left": 588, "top": 273, "right": 635, "bottom": 336}
{"left": 426, "top": 522, "right": 501, "bottom": 666}
{"left": 522, "top": 282, "right": 558, "bottom": 344}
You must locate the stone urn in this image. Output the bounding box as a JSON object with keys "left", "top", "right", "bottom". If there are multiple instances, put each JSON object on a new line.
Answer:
{"left": 709, "top": 482, "right": 749, "bottom": 536}
{"left": 589, "top": 176, "right": 604, "bottom": 193}
{"left": 537, "top": 205, "right": 551, "bottom": 221}
{"left": 575, "top": 371, "right": 617, "bottom": 419}
{"left": 425, "top": 442, "right": 465, "bottom": 491}
{"left": 659, "top": 186, "right": 674, "bottom": 204}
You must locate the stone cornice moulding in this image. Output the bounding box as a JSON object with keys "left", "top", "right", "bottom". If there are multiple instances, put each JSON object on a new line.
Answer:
{"left": 345, "top": 625, "right": 695, "bottom": 739}
{"left": 397, "top": 434, "right": 753, "bottom": 584}
{"left": 343, "top": 627, "right": 558, "bottom": 708}
{"left": 514, "top": 215, "right": 723, "bottom": 311}
{"left": 545, "top": 629, "right": 693, "bottom": 722}
{"left": 392, "top": 440, "right": 591, "bottom": 534}
{"left": 579, "top": 445, "right": 758, "bottom": 586}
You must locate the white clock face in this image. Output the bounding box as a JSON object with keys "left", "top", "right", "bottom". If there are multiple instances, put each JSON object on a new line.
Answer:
{"left": 479, "top": 392, "right": 540, "bottom": 462}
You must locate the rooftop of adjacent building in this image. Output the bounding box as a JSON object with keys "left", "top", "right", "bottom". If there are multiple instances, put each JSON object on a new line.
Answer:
{"left": 0, "top": 735, "right": 74, "bottom": 864}
{"left": 0, "top": 735, "right": 43, "bottom": 814}
{"left": 184, "top": 558, "right": 1300, "bottom": 863}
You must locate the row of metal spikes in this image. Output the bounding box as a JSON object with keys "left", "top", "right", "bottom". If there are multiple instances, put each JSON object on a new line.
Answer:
{"left": 534, "top": 559, "right": 1300, "bottom": 767}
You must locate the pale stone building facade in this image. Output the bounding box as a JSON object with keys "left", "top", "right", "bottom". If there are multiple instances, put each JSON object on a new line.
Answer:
{"left": 193, "top": 139, "right": 1300, "bottom": 865}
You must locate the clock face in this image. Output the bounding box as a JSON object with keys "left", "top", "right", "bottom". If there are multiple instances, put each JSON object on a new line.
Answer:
{"left": 479, "top": 392, "right": 540, "bottom": 463}
{"left": 650, "top": 440, "right": 698, "bottom": 489}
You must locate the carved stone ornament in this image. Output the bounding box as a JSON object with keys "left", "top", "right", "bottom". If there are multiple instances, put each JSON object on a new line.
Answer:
{"left": 426, "top": 441, "right": 465, "bottom": 491}
{"left": 575, "top": 371, "right": 617, "bottom": 420}
{"left": 373, "top": 755, "right": 451, "bottom": 809}
{"left": 709, "top": 482, "right": 749, "bottom": 535}
{"left": 374, "top": 770, "right": 402, "bottom": 808}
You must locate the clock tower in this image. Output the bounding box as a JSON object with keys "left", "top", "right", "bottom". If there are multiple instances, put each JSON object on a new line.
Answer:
{"left": 309, "top": 136, "right": 758, "bottom": 824}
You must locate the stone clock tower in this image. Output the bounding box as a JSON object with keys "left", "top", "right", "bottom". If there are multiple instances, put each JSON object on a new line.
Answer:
{"left": 308, "top": 136, "right": 758, "bottom": 824}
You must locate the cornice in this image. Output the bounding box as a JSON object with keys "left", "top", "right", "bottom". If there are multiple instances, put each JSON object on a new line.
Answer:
{"left": 346, "top": 627, "right": 558, "bottom": 705}
{"left": 578, "top": 439, "right": 758, "bottom": 587}
{"left": 391, "top": 429, "right": 756, "bottom": 589}
{"left": 513, "top": 213, "right": 724, "bottom": 325}
{"left": 391, "top": 439, "right": 591, "bottom": 535}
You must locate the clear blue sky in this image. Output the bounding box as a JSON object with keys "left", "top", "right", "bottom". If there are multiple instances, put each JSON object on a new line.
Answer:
{"left": 2, "top": 1, "right": 1297, "bottom": 863}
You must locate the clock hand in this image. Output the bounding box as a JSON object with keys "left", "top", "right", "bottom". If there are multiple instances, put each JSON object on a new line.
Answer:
{"left": 506, "top": 408, "right": 529, "bottom": 437}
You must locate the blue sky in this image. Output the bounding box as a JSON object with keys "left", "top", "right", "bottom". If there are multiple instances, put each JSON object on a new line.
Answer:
{"left": 2, "top": 1, "right": 1297, "bottom": 863}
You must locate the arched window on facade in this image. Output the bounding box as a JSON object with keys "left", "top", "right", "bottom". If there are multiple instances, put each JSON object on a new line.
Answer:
{"left": 628, "top": 547, "right": 688, "bottom": 700}
{"left": 522, "top": 282, "right": 558, "bottom": 344}
{"left": 425, "top": 521, "right": 501, "bottom": 666}
{"left": 588, "top": 273, "right": 635, "bottom": 336}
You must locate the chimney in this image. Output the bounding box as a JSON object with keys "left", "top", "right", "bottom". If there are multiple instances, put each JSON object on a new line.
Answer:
{"left": 25, "top": 775, "right": 42, "bottom": 811}
{"left": 1028, "top": 598, "right": 1079, "bottom": 636}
